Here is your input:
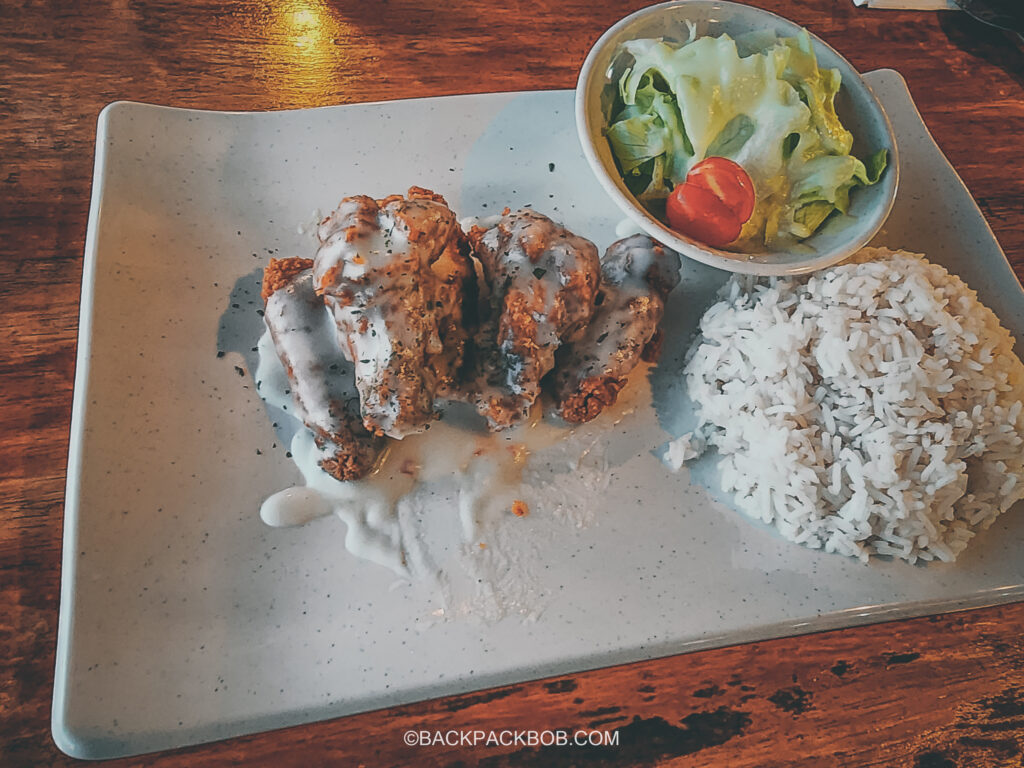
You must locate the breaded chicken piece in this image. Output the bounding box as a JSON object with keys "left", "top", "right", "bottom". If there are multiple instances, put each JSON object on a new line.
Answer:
{"left": 261, "top": 259, "right": 384, "bottom": 481}
{"left": 467, "top": 209, "right": 601, "bottom": 430}
{"left": 313, "top": 187, "right": 474, "bottom": 439}
{"left": 551, "top": 235, "right": 681, "bottom": 424}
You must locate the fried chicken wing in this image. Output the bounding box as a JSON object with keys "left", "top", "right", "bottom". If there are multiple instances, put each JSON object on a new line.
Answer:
{"left": 313, "top": 187, "right": 474, "bottom": 439}
{"left": 551, "top": 235, "right": 681, "bottom": 424}
{"left": 262, "top": 258, "right": 384, "bottom": 481}
{"left": 467, "top": 209, "right": 601, "bottom": 429}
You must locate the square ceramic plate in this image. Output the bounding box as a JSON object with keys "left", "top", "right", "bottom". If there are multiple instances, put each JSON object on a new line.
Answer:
{"left": 54, "top": 70, "right": 1024, "bottom": 759}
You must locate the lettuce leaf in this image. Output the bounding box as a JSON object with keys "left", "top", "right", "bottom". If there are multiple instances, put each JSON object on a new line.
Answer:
{"left": 863, "top": 148, "right": 888, "bottom": 185}
{"left": 706, "top": 114, "right": 756, "bottom": 158}
{"left": 607, "top": 72, "right": 692, "bottom": 186}
{"left": 778, "top": 30, "right": 852, "bottom": 156}
{"left": 615, "top": 35, "right": 809, "bottom": 187}
{"left": 606, "top": 112, "right": 667, "bottom": 173}
{"left": 603, "top": 30, "right": 888, "bottom": 247}
{"left": 783, "top": 148, "right": 889, "bottom": 239}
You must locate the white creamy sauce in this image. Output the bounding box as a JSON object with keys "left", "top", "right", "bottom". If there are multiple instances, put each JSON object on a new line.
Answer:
{"left": 259, "top": 334, "right": 572, "bottom": 551}
{"left": 552, "top": 236, "right": 679, "bottom": 414}
{"left": 256, "top": 215, "right": 664, "bottom": 620}
{"left": 255, "top": 332, "right": 645, "bottom": 619}
{"left": 498, "top": 238, "right": 563, "bottom": 359}
{"left": 290, "top": 427, "right": 408, "bottom": 575}
{"left": 260, "top": 486, "right": 333, "bottom": 527}
{"left": 615, "top": 218, "right": 645, "bottom": 239}
{"left": 313, "top": 196, "right": 470, "bottom": 439}
{"left": 256, "top": 328, "right": 408, "bottom": 573}
{"left": 296, "top": 208, "right": 324, "bottom": 236}
{"left": 460, "top": 213, "right": 503, "bottom": 231}
{"left": 584, "top": 239, "right": 662, "bottom": 370}
{"left": 261, "top": 275, "right": 359, "bottom": 431}
{"left": 604, "top": 237, "right": 658, "bottom": 289}
{"left": 340, "top": 303, "right": 394, "bottom": 394}
{"left": 316, "top": 210, "right": 410, "bottom": 433}
{"left": 471, "top": 212, "right": 601, "bottom": 427}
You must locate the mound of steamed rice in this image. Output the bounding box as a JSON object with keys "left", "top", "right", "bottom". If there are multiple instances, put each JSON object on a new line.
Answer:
{"left": 676, "top": 248, "right": 1024, "bottom": 563}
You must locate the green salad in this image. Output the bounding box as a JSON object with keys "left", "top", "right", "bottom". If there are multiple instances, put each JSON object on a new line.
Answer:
{"left": 605, "top": 29, "right": 888, "bottom": 248}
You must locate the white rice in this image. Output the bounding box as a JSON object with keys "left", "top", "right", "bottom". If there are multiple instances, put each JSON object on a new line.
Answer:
{"left": 677, "top": 248, "right": 1024, "bottom": 563}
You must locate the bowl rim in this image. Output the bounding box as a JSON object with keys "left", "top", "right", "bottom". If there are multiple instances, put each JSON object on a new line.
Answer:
{"left": 575, "top": 0, "right": 900, "bottom": 276}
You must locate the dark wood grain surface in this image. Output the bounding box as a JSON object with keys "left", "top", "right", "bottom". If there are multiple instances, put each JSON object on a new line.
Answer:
{"left": 1, "top": 1, "right": 1022, "bottom": 765}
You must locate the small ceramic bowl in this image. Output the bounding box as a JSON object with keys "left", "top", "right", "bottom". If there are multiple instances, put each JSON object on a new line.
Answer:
{"left": 576, "top": 0, "right": 899, "bottom": 275}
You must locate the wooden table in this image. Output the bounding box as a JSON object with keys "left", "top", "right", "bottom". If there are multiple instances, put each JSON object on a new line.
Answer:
{"left": 2, "top": 1, "right": 1022, "bottom": 765}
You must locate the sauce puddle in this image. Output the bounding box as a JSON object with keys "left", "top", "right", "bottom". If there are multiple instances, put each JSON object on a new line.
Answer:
{"left": 254, "top": 326, "right": 643, "bottom": 620}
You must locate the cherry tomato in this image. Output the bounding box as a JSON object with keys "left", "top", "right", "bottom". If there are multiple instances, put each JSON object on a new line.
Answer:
{"left": 687, "top": 157, "right": 755, "bottom": 221}
{"left": 665, "top": 157, "right": 755, "bottom": 248}
{"left": 666, "top": 184, "right": 743, "bottom": 248}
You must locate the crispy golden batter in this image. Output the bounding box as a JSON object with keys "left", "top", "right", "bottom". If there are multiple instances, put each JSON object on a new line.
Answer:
{"left": 260, "top": 200, "right": 681, "bottom": 479}
{"left": 465, "top": 209, "right": 601, "bottom": 430}
{"left": 262, "top": 265, "right": 383, "bottom": 481}
{"left": 313, "top": 188, "right": 474, "bottom": 438}
{"left": 552, "top": 235, "right": 681, "bottom": 424}
{"left": 261, "top": 257, "right": 314, "bottom": 303}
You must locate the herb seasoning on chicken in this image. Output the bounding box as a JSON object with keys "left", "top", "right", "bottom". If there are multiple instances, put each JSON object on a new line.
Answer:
{"left": 551, "top": 235, "right": 681, "bottom": 423}
{"left": 261, "top": 258, "right": 384, "bottom": 480}
{"left": 313, "top": 187, "right": 474, "bottom": 439}
{"left": 466, "top": 209, "right": 601, "bottom": 430}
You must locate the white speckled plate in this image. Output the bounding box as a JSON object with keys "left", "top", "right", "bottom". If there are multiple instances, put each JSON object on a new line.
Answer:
{"left": 54, "top": 70, "right": 1024, "bottom": 759}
